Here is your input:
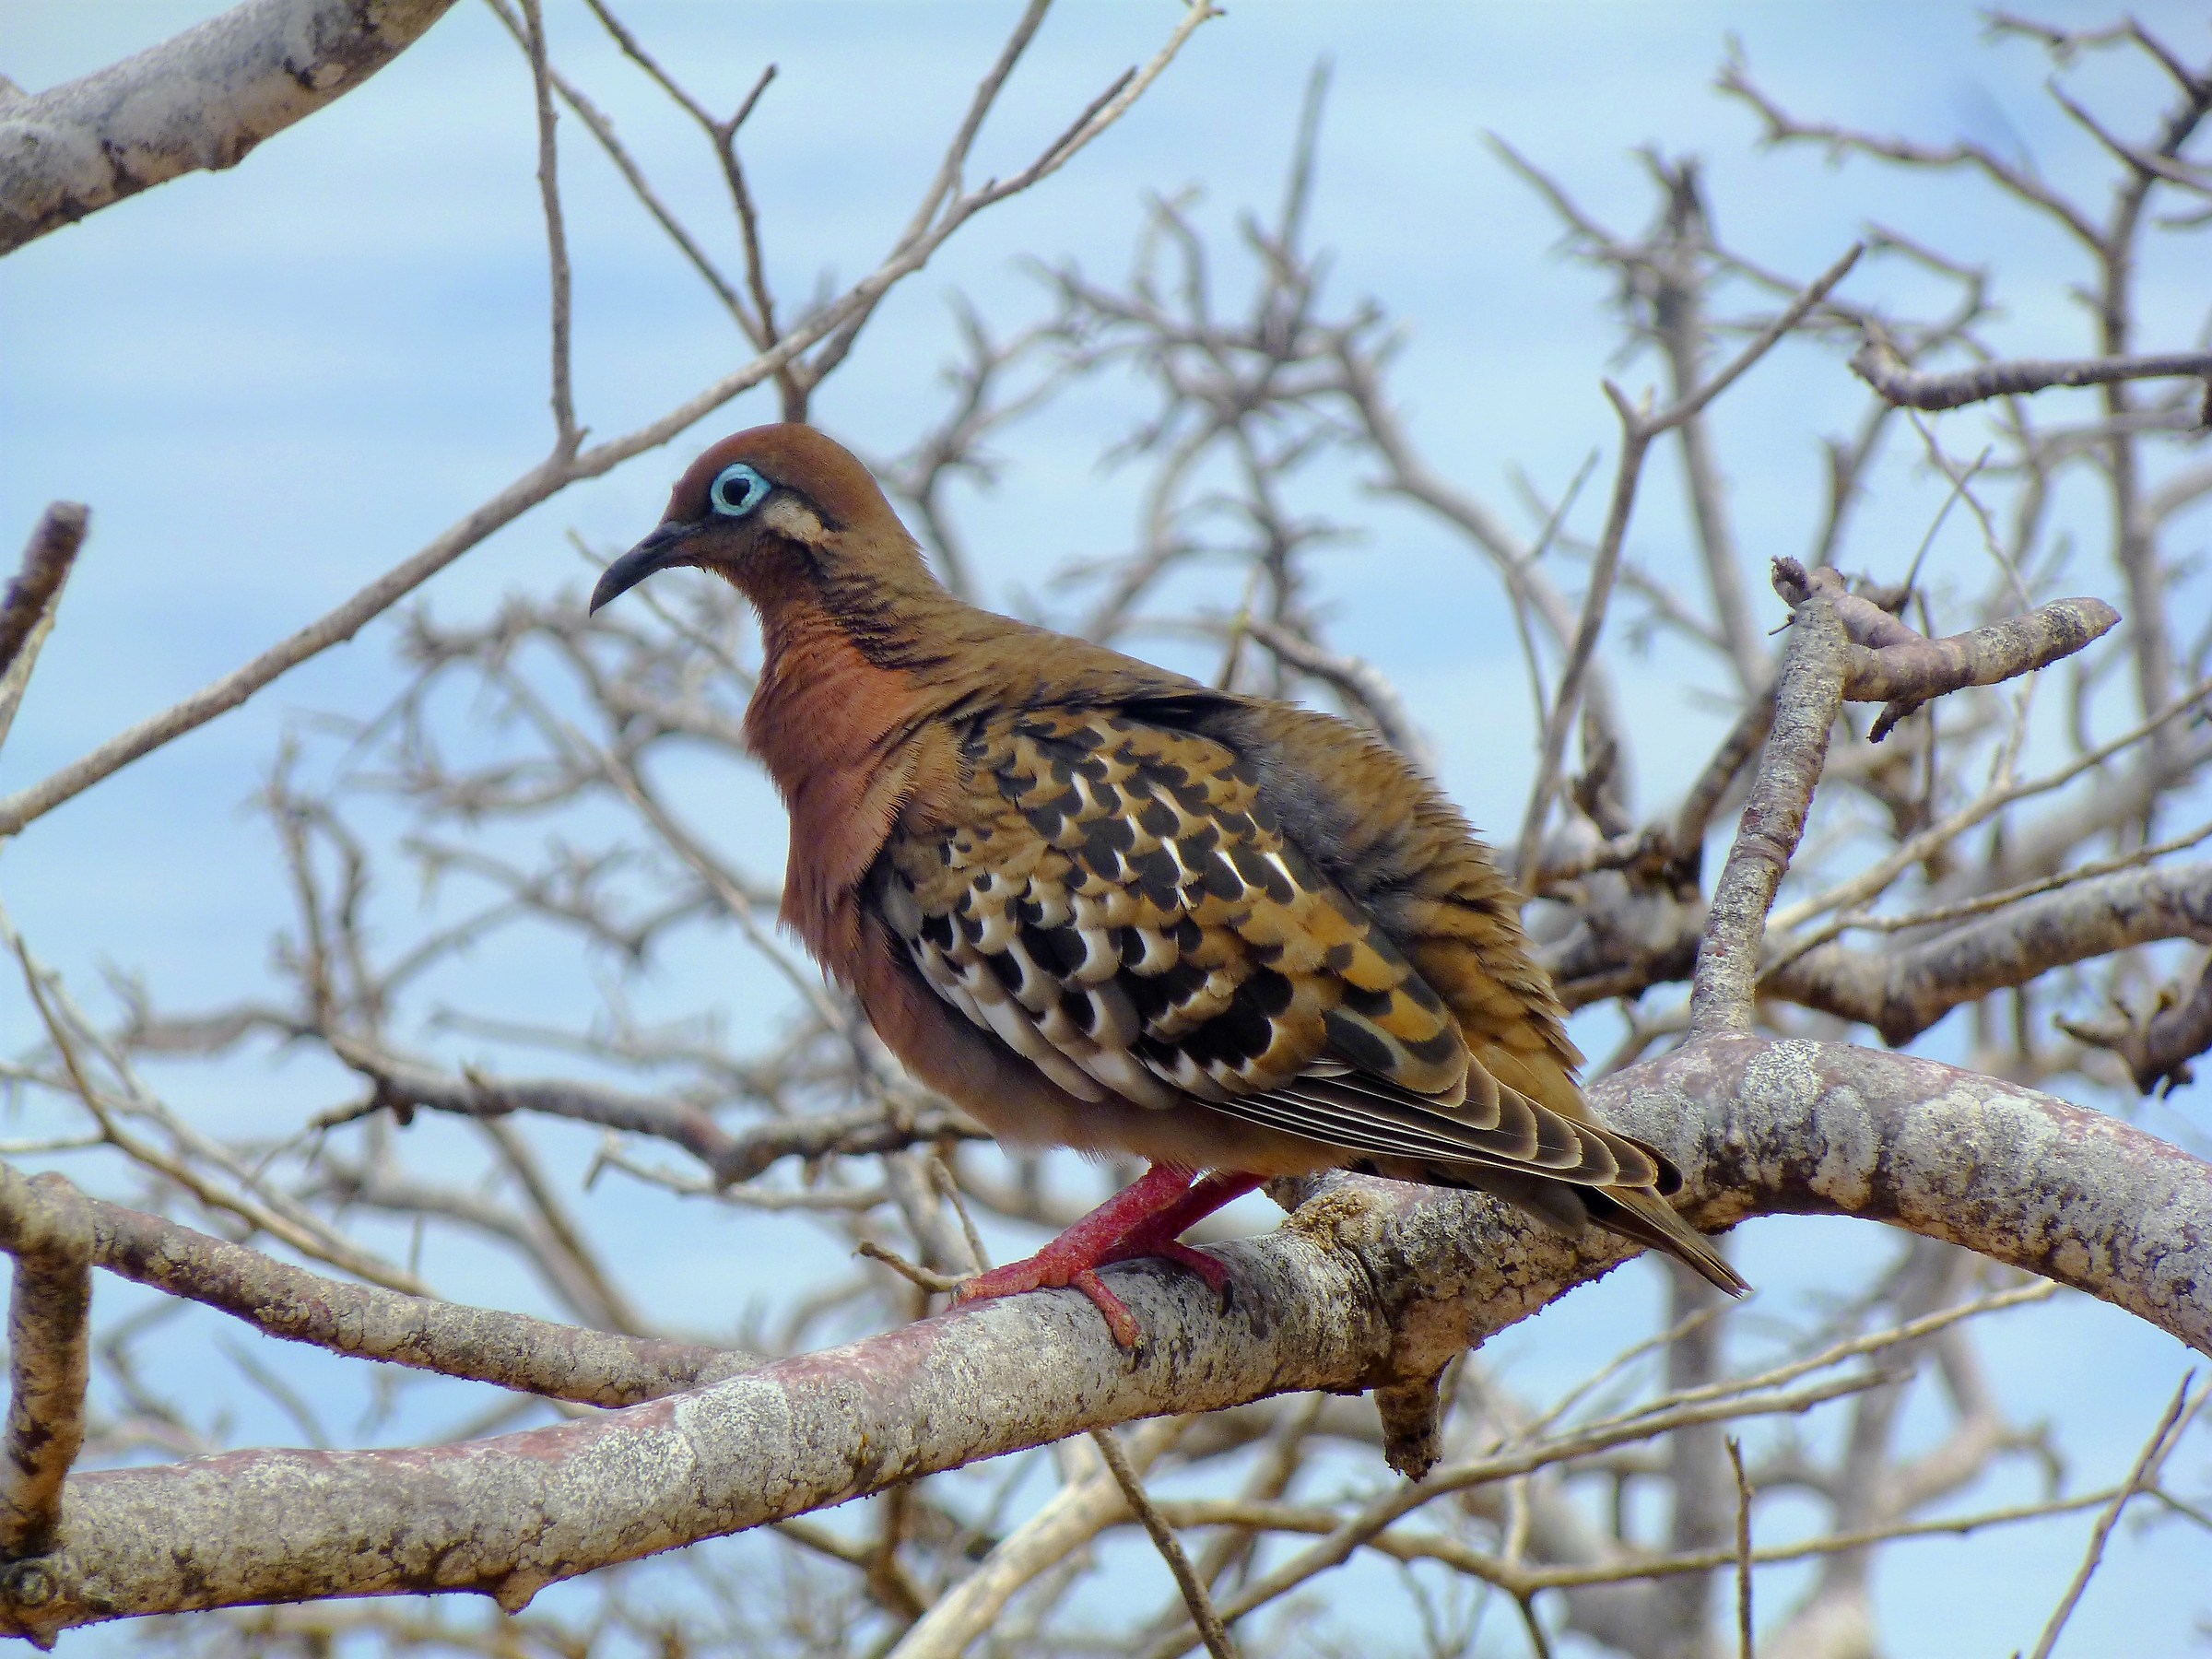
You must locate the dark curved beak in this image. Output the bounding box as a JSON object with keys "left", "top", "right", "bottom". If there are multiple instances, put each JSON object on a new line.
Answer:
{"left": 590, "top": 522, "right": 695, "bottom": 612}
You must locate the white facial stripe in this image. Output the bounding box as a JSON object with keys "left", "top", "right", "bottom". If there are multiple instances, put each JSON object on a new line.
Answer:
{"left": 756, "top": 494, "right": 829, "bottom": 546}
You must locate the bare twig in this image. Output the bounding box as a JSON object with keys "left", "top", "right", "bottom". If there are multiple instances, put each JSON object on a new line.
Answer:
{"left": 514, "top": 0, "right": 578, "bottom": 456}
{"left": 1091, "top": 1427, "right": 1240, "bottom": 1659}
{"left": 1726, "top": 1435, "right": 1753, "bottom": 1659}
{"left": 0, "top": 0, "right": 1216, "bottom": 841}
{"left": 1852, "top": 337, "right": 2212, "bottom": 416}
{"left": 0, "top": 503, "right": 86, "bottom": 757}
{"left": 1514, "top": 244, "right": 1862, "bottom": 883}
{"left": 2026, "top": 1374, "right": 2204, "bottom": 1659}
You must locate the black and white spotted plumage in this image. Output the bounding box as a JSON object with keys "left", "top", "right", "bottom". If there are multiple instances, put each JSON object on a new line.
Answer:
{"left": 869, "top": 707, "right": 1671, "bottom": 1195}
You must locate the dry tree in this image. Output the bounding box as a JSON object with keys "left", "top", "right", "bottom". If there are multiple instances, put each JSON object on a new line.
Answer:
{"left": 0, "top": 6, "right": 2206, "bottom": 1657}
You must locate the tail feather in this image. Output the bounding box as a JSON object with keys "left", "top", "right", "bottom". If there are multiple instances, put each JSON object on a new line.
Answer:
{"left": 1397, "top": 1159, "right": 1749, "bottom": 1297}
{"left": 1579, "top": 1185, "right": 1748, "bottom": 1296}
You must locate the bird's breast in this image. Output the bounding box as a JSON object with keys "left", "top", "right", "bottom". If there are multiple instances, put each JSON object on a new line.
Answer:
{"left": 744, "top": 605, "right": 934, "bottom": 972}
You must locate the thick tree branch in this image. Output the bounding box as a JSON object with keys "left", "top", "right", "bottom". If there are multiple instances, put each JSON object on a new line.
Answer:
{"left": 0, "top": 0, "right": 460, "bottom": 255}
{"left": 1, "top": 1035, "right": 2203, "bottom": 1641}
{"left": 0, "top": 1166, "right": 92, "bottom": 1563}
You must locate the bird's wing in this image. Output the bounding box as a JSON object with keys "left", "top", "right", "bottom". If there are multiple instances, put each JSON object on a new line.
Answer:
{"left": 870, "top": 706, "right": 1658, "bottom": 1189}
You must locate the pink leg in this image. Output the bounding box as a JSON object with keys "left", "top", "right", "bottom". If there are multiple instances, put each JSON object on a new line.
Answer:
{"left": 950, "top": 1165, "right": 1260, "bottom": 1349}
{"left": 1097, "top": 1171, "right": 1265, "bottom": 1299}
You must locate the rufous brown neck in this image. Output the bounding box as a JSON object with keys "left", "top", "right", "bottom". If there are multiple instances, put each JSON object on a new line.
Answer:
{"left": 735, "top": 546, "right": 935, "bottom": 970}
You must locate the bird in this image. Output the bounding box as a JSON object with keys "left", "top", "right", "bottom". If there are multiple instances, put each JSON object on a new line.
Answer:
{"left": 590, "top": 423, "right": 1747, "bottom": 1347}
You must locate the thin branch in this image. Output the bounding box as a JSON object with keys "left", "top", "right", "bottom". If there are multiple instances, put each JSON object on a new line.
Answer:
{"left": 0, "top": 504, "right": 86, "bottom": 758}
{"left": 85, "top": 1184, "right": 746, "bottom": 1403}
{"left": 513, "top": 0, "right": 578, "bottom": 456}
{"left": 1852, "top": 338, "right": 2212, "bottom": 417}
{"left": 2027, "top": 1374, "right": 2204, "bottom": 1659}
{"left": 1091, "top": 1427, "right": 1240, "bottom": 1659}
{"left": 1513, "top": 245, "right": 1861, "bottom": 883}
{"left": 0, "top": 1, "right": 1216, "bottom": 841}
{"left": 481, "top": 0, "right": 748, "bottom": 328}
{"left": 1725, "top": 1436, "right": 1753, "bottom": 1659}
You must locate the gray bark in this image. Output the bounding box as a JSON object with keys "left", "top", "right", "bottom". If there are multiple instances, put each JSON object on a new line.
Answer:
{"left": 0, "top": 0, "right": 459, "bottom": 256}
{"left": 0, "top": 1034, "right": 2202, "bottom": 1641}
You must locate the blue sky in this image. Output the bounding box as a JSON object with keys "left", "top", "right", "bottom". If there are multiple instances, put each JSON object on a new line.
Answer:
{"left": 3, "top": 3, "right": 2209, "bottom": 1653}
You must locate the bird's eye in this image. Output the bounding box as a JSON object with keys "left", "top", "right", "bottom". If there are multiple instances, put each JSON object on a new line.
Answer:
{"left": 709, "top": 463, "right": 770, "bottom": 518}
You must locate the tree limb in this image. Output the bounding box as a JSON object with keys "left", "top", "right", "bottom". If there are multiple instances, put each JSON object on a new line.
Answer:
{"left": 322, "top": 1038, "right": 990, "bottom": 1185}
{"left": 1770, "top": 861, "right": 2212, "bottom": 1045}
{"left": 1, "top": 1035, "right": 2203, "bottom": 1641}
{"left": 87, "top": 1183, "right": 750, "bottom": 1406}
{"left": 1772, "top": 557, "right": 2120, "bottom": 740}
{"left": 1851, "top": 338, "right": 2212, "bottom": 416}
{"left": 1688, "top": 597, "right": 1848, "bottom": 1036}
{"left": 0, "top": 1166, "right": 92, "bottom": 1565}
{"left": 0, "top": 0, "right": 460, "bottom": 256}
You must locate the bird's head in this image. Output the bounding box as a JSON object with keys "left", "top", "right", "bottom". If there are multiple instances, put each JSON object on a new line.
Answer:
{"left": 589, "top": 424, "right": 921, "bottom": 615}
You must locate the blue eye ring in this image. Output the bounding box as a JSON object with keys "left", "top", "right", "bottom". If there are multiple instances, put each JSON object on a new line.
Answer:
{"left": 709, "top": 462, "right": 771, "bottom": 519}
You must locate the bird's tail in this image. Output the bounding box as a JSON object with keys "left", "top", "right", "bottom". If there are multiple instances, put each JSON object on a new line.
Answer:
{"left": 1394, "top": 1159, "right": 1749, "bottom": 1297}
{"left": 1579, "top": 1183, "right": 1748, "bottom": 1297}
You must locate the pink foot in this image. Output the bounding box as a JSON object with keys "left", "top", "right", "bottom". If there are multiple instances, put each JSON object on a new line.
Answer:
{"left": 1098, "top": 1171, "right": 1264, "bottom": 1304}
{"left": 949, "top": 1166, "right": 1262, "bottom": 1349}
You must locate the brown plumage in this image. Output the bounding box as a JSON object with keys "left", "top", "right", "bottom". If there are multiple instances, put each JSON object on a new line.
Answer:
{"left": 592, "top": 423, "right": 1746, "bottom": 1345}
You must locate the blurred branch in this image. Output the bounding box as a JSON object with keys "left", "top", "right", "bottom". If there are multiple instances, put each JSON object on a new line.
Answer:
{"left": 2060, "top": 950, "right": 2212, "bottom": 1095}
{"left": 1852, "top": 338, "right": 2212, "bottom": 418}
{"left": 0, "top": 503, "right": 85, "bottom": 755}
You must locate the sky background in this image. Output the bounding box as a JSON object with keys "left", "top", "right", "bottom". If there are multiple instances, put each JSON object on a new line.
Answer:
{"left": 3, "top": 2, "right": 2210, "bottom": 1653}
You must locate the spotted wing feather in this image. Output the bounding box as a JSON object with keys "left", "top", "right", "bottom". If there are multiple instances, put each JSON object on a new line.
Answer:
{"left": 869, "top": 708, "right": 1654, "bottom": 1188}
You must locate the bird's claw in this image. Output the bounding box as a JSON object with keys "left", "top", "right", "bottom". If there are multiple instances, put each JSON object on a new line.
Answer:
{"left": 948, "top": 1240, "right": 1234, "bottom": 1351}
